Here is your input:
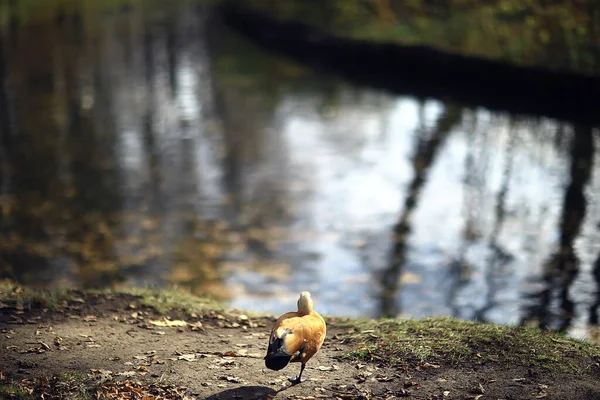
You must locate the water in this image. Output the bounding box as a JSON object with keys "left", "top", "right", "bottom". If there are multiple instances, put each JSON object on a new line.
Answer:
{"left": 1, "top": 1, "right": 600, "bottom": 340}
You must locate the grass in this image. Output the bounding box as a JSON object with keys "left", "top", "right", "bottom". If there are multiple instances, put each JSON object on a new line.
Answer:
{"left": 342, "top": 317, "right": 600, "bottom": 373}
{"left": 0, "top": 280, "right": 71, "bottom": 310}
{"left": 0, "top": 280, "right": 223, "bottom": 315}
{"left": 0, "top": 382, "right": 34, "bottom": 400}
{"left": 122, "top": 286, "right": 223, "bottom": 314}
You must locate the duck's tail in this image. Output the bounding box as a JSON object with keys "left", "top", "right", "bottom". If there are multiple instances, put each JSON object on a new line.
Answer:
{"left": 264, "top": 336, "right": 292, "bottom": 370}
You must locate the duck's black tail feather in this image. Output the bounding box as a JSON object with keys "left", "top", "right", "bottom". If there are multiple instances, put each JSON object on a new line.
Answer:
{"left": 264, "top": 337, "right": 292, "bottom": 370}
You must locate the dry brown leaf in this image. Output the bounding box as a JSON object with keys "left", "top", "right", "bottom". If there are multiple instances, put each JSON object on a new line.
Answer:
{"left": 149, "top": 319, "right": 187, "bottom": 327}
{"left": 375, "top": 374, "right": 393, "bottom": 382}
{"left": 117, "top": 371, "right": 137, "bottom": 377}
{"left": 90, "top": 369, "right": 113, "bottom": 375}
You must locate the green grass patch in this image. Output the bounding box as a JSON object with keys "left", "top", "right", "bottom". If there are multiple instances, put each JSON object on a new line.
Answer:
{"left": 0, "top": 382, "right": 34, "bottom": 400}
{"left": 0, "top": 280, "right": 71, "bottom": 310}
{"left": 343, "top": 317, "right": 600, "bottom": 373}
{"left": 122, "top": 286, "right": 223, "bottom": 314}
{"left": 0, "top": 279, "right": 223, "bottom": 316}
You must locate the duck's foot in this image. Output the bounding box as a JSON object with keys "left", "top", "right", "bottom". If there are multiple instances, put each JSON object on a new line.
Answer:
{"left": 288, "top": 376, "right": 307, "bottom": 385}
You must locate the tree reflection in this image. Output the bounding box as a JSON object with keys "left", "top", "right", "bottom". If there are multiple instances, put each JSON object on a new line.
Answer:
{"left": 521, "top": 124, "right": 594, "bottom": 332}
{"left": 0, "top": 3, "right": 234, "bottom": 296}
{"left": 379, "top": 104, "right": 462, "bottom": 318}
{"left": 590, "top": 252, "right": 600, "bottom": 340}
{"left": 1, "top": 7, "right": 123, "bottom": 287}
{"left": 472, "top": 122, "right": 516, "bottom": 322}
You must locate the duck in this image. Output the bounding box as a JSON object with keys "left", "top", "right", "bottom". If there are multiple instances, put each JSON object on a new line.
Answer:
{"left": 264, "top": 291, "right": 326, "bottom": 384}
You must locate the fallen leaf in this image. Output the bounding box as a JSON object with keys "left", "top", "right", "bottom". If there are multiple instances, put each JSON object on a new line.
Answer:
{"left": 177, "top": 354, "right": 196, "bottom": 362}
{"left": 375, "top": 374, "right": 393, "bottom": 382}
{"left": 117, "top": 371, "right": 137, "bottom": 377}
{"left": 23, "top": 347, "right": 44, "bottom": 354}
{"left": 149, "top": 319, "right": 187, "bottom": 327}
{"left": 316, "top": 366, "right": 333, "bottom": 371}
{"left": 189, "top": 322, "right": 203, "bottom": 331}
{"left": 90, "top": 369, "right": 113, "bottom": 375}
{"left": 220, "top": 376, "right": 243, "bottom": 383}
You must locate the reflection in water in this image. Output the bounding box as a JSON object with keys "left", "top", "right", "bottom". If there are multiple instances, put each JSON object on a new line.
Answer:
{"left": 521, "top": 125, "right": 594, "bottom": 332}
{"left": 1, "top": 1, "right": 600, "bottom": 340}
{"left": 379, "top": 104, "right": 461, "bottom": 317}
{"left": 472, "top": 123, "right": 516, "bottom": 323}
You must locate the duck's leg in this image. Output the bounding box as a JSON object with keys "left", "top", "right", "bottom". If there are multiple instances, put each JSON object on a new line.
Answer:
{"left": 288, "top": 363, "right": 306, "bottom": 385}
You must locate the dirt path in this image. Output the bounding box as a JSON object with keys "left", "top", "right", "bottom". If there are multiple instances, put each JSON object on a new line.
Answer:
{"left": 1, "top": 292, "right": 600, "bottom": 399}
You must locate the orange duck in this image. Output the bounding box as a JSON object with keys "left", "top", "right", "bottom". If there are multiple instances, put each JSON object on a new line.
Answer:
{"left": 264, "top": 291, "right": 326, "bottom": 384}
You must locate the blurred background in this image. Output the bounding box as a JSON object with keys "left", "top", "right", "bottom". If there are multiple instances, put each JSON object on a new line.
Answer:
{"left": 1, "top": 0, "right": 600, "bottom": 340}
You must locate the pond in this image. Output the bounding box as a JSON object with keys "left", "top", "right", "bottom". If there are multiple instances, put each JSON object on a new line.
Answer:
{"left": 1, "top": 1, "right": 599, "bottom": 341}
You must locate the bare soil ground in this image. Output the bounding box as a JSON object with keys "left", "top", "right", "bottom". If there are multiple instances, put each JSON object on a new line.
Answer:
{"left": 1, "top": 291, "right": 600, "bottom": 399}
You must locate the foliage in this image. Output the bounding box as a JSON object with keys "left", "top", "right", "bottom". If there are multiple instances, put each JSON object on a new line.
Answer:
{"left": 248, "top": 0, "right": 600, "bottom": 75}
